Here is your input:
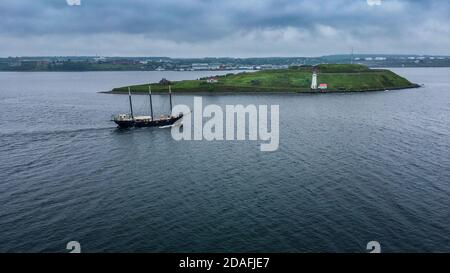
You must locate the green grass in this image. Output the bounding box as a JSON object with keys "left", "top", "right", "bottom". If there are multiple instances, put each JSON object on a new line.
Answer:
{"left": 111, "top": 64, "right": 417, "bottom": 93}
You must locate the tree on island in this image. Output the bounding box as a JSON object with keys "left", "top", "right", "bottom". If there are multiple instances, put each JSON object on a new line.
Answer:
{"left": 159, "top": 78, "right": 172, "bottom": 85}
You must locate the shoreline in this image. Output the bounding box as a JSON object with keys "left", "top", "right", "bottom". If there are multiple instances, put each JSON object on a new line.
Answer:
{"left": 100, "top": 84, "right": 421, "bottom": 96}
{"left": 2, "top": 66, "right": 450, "bottom": 73}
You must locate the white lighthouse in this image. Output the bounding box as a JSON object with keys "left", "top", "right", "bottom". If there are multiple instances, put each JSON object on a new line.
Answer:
{"left": 311, "top": 71, "right": 318, "bottom": 90}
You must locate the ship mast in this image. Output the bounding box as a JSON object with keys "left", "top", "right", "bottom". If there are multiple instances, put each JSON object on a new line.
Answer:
{"left": 169, "top": 85, "right": 173, "bottom": 116}
{"left": 148, "top": 85, "right": 154, "bottom": 119}
{"left": 128, "top": 87, "right": 134, "bottom": 119}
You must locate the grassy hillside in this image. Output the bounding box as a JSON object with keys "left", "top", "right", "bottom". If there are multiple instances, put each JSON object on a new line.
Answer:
{"left": 110, "top": 64, "right": 418, "bottom": 94}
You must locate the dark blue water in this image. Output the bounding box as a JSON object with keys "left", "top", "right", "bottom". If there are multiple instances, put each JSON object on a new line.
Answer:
{"left": 0, "top": 69, "right": 449, "bottom": 253}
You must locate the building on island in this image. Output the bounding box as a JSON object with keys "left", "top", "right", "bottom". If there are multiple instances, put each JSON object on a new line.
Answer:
{"left": 206, "top": 77, "right": 219, "bottom": 83}
{"left": 318, "top": 83, "right": 328, "bottom": 90}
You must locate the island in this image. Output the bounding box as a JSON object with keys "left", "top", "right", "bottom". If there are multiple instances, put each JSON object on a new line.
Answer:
{"left": 106, "top": 64, "right": 419, "bottom": 94}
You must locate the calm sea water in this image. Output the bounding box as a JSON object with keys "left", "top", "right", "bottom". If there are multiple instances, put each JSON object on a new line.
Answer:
{"left": 0, "top": 69, "right": 449, "bottom": 253}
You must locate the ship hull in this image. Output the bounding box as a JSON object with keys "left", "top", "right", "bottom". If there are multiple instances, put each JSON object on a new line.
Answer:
{"left": 114, "top": 115, "right": 183, "bottom": 129}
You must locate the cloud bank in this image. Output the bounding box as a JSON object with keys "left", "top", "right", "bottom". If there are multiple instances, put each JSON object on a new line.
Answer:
{"left": 0, "top": 0, "right": 449, "bottom": 57}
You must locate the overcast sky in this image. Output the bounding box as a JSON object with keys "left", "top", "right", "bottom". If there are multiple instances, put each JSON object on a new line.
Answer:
{"left": 1, "top": 0, "right": 449, "bottom": 57}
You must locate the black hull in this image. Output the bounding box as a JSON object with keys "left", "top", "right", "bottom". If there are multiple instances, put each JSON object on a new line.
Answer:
{"left": 114, "top": 115, "right": 183, "bottom": 129}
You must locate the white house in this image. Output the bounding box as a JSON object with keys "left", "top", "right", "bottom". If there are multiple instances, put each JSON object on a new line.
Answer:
{"left": 318, "top": 83, "right": 328, "bottom": 90}
{"left": 206, "top": 77, "right": 219, "bottom": 83}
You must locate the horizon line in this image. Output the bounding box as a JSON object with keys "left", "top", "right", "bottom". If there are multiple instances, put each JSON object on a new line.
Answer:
{"left": 2, "top": 53, "right": 450, "bottom": 59}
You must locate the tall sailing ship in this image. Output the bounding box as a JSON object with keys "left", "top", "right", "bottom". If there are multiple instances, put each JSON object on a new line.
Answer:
{"left": 112, "top": 85, "right": 183, "bottom": 128}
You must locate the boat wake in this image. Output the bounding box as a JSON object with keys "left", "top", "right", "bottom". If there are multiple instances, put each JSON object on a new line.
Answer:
{"left": 0, "top": 126, "right": 116, "bottom": 139}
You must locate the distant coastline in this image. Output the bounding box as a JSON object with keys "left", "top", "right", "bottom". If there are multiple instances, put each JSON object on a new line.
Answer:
{"left": 2, "top": 54, "right": 450, "bottom": 72}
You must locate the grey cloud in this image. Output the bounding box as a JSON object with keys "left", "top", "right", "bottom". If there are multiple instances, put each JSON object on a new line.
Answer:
{"left": 0, "top": 0, "right": 449, "bottom": 56}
